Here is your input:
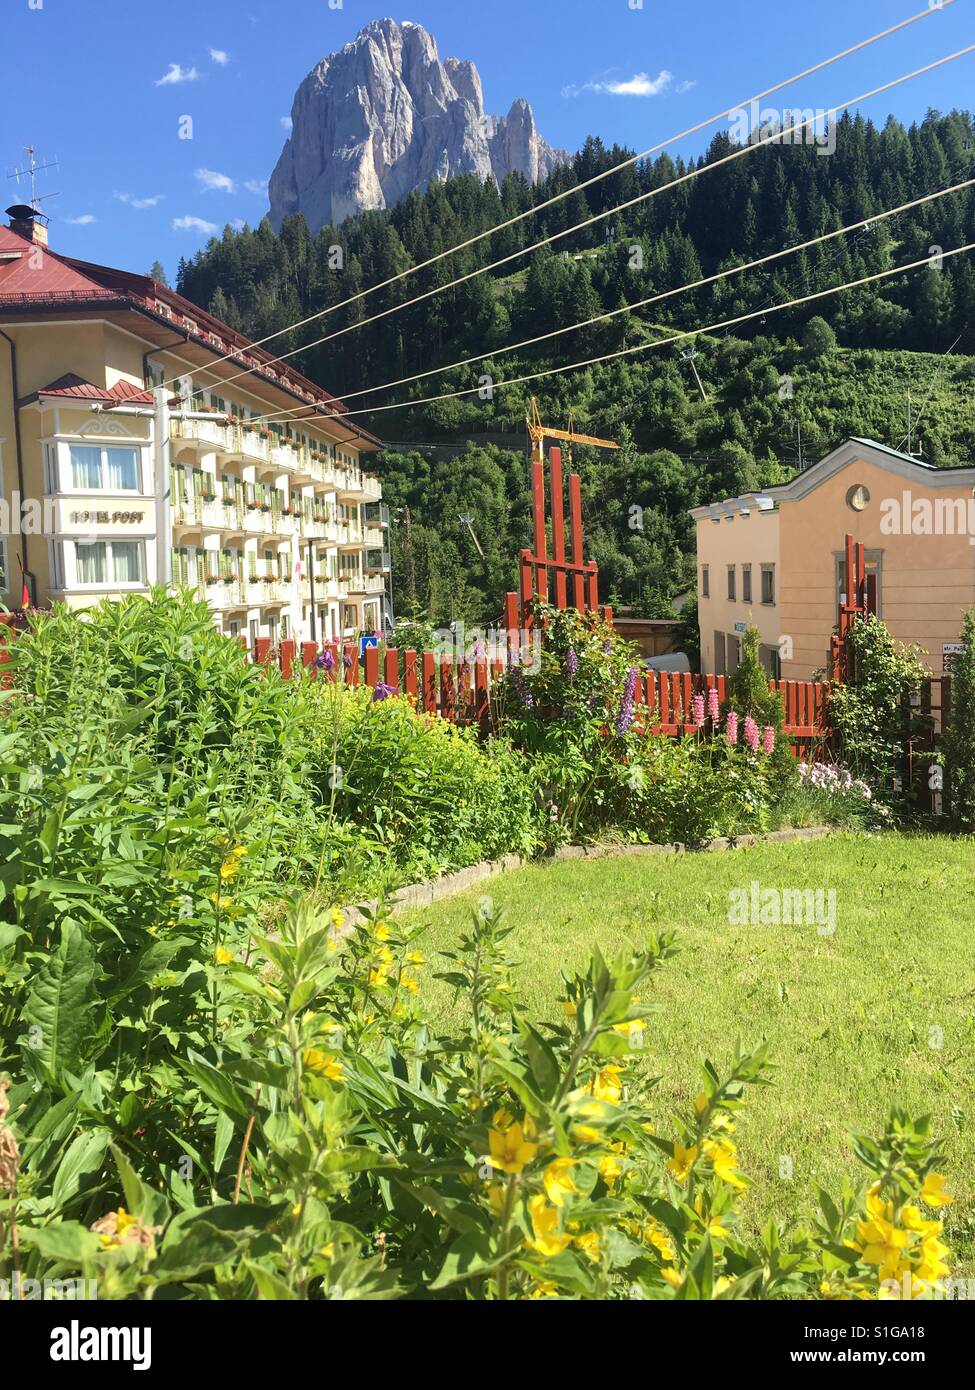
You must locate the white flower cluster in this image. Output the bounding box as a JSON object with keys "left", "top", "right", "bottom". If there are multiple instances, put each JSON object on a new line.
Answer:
{"left": 799, "top": 761, "right": 872, "bottom": 799}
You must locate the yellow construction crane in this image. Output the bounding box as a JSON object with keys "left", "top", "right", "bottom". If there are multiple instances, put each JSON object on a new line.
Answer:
{"left": 526, "top": 397, "right": 619, "bottom": 464}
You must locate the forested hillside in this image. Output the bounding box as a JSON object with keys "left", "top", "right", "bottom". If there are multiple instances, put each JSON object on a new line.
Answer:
{"left": 175, "top": 109, "right": 975, "bottom": 623}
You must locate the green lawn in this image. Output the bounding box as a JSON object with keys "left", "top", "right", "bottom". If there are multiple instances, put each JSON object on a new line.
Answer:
{"left": 404, "top": 833, "right": 975, "bottom": 1272}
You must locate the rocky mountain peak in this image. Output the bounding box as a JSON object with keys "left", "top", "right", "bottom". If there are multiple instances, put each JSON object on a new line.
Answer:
{"left": 269, "top": 18, "right": 568, "bottom": 232}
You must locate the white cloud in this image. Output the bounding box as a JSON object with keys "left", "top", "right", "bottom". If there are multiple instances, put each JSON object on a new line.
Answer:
{"left": 66, "top": 214, "right": 97, "bottom": 225}
{"left": 195, "top": 168, "right": 236, "bottom": 194}
{"left": 280, "top": 116, "right": 293, "bottom": 131}
{"left": 156, "top": 63, "right": 201, "bottom": 87}
{"left": 173, "top": 216, "right": 218, "bottom": 234}
{"left": 563, "top": 69, "right": 688, "bottom": 99}
{"left": 210, "top": 48, "right": 229, "bottom": 65}
{"left": 244, "top": 178, "right": 268, "bottom": 195}
{"left": 116, "top": 192, "right": 165, "bottom": 209}
{"left": 231, "top": 219, "right": 246, "bottom": 231}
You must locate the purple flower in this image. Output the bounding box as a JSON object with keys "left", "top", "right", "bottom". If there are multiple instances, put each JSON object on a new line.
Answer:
{"left": 602, "top": 641, "right": 613, "bottom": 655}
{"left": 342, "top": 652, "right": 353, "bottom": 670}
{"left": 566, "top": 648, "right": 579, "bottom": 681}
{"left": 372, "top": 682, "right": 396, "bottom": 703}
{"left": 511, "top": 667, "right": 534, "bottom": 709}
{"left": 726, "top": 711, "right": 739, "bottom": 745}
{"left": 691, "top": 693, "right": 705, "bottom": 726}
{"left": 743, "top": 715, "right": 760, "bottom": 752}
{"left": 763, "top": 725, "right": 776, "bottom": 754}
{"left": 316, "top": 648, "right": 336, "bottom": 672}
{"left": 615, "top": 666, "right": 639, "bottom": 737}
{"left": 707, "top": 687, "right": 720, "bottom": 721}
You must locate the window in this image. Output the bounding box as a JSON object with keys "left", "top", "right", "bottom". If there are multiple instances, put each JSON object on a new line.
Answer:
{"left": 759, "top": 643, "right": 782, "bottom": 679}
{"left": 742, "top": 564, "right": 752, "bottom": 603}
{"left": 714, "top": 631, "right": 726, "bottom": 676}
{"left": 281, "top": 615, "right": 290, "bottom": 641}
{"left": 68, "top": 444, "right": 141, "bottom": 492}
{"left": 701, "top": 564, "right": 709, "bottom": 598}
{"left": 49, "top": 540, "right": 65, "bottom": 591}
{"left": 75, "top": 539, "right": 144, "bottom": 587}
{"left": 248, "top": 619, "right": 259, "bottom": 649}
{"left": 761, "top": 564, "right": 775, "bottom": 605}
{"left": 727, "top": 566, "right": 736, "bottom": 601}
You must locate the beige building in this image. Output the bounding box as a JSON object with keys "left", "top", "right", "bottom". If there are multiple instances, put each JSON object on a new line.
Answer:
{"left": 691, "top": 438, "right": 975, "bottom": 679}
{"left": 0, "top": 206, "right": 388, "bottom": 646}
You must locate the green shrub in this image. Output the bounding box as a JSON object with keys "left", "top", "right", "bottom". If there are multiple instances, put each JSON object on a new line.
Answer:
{"left": 0, "top": 901, "right": 957, "bottom": 1301}
{"left": 943, "top": 608, "right": 975, "bottom": 830}
{"left": 829, "top": 615, "right": 927, "bottom": 790}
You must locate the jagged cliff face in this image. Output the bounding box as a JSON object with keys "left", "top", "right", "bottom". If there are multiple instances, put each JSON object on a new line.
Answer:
{"left": 269, "top": 18, "right": 569, "bottom": 232}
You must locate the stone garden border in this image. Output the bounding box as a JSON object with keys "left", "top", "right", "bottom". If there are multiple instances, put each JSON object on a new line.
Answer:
{"left": 343, "top": 825, "right": 834, "bottom": 924}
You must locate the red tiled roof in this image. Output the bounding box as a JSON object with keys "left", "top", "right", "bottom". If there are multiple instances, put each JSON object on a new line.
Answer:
{"left": 0, "top": 225, "right": 112, "bottom": 298}
{"left": 0, "top": 222, "right": 382, "bottom": 448}
{"left": 20, "top": 373, "right": 156, "bottom": 407}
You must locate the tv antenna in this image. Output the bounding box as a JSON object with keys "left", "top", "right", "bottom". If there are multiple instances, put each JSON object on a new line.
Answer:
{"left": 7, "top": 145, "right": 60, "bottom": 212}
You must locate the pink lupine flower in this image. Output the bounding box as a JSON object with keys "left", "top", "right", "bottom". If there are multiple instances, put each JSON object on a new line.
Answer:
{"left": 763, "top": 725, "right": 775, "bottom": 754}
{"left": 726, "top": 711, "right": 739, "bottom": 745}
{"left": 707, "top": 687, "right": 720, "bottom": 721}
{"left": 691, "top": 693, "right": 705, "bottom": 726}
{"left": 743, "top": 715, "right": 760, "bottom": 752}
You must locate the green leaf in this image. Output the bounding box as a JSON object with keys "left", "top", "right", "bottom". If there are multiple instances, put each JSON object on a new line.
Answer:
{"left": 519, "top": 1023, "right": 561, "bottom": 1102}
{"left": 18, "top": 1222, "right": 100, "bottom": 1266}
{"left": 22, "top": 920, "right": 97, "bottom": 1080}
{"left": 52, "top": 1127, "right": 111, "bottom": 1210}
{"left": 180, "top": 1049, "right": 251, "bottom": 1123}
{"left": 430, "top": 1231, "right": 504, "bottom": 1289}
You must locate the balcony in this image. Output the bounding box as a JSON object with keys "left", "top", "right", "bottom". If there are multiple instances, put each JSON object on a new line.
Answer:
{"left": 243, "top": 505, "right": 277, "bottom": 537}
{"left": 343, "top": 573, "right": 385, "bottom": 596}
{"left": 203, "top": 578, "right": 244, "bottom": 609}
{"left": 361, "top": 474, "right": 382, "bottom": 502}
{"left": 171, "top": 415, "right": 234, "bottom": 454}
{"left": 337, "top": 522, "right": 364, "bottom": 548}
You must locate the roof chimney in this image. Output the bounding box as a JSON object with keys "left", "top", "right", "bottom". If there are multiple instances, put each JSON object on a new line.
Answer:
{"left": 6, "top": 204, "right": 48, "bottom": 247}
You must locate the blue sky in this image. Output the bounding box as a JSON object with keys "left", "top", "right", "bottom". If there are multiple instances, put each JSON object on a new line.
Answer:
{"left": 2, "top": 0, "right": 972, "bottom": 284}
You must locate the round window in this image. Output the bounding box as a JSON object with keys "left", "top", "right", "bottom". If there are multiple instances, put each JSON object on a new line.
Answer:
{"left": 846, "top": 484, "right": 870, "bottom": 512}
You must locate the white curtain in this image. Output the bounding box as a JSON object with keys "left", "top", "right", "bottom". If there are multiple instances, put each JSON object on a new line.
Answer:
{"left": 70, "top": 446, "right": 102, "bottom": 490}
{"left": 76, "top": 542, "right": 106, "bottom": 584}
{"left": 111, "top": 542, "right": 142, "bottom": 583}
{"left": 107, "top": 448, "right": 139, "bottom": 491}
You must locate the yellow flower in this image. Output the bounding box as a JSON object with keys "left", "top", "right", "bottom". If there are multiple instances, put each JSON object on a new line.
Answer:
{"left": 919, "top": 1172, "right": 953, "bottom": 1208}
{"left": 406, "top": 950, "right": 425, "bottom": 966}
{"left": 613, "top": 1019, "right": 644, "bottom": 1044}
{"left": 209, "top": 895, "right": 233, "bottom": 911}
{"left": 329, "top": 907, "right": 345, "bottom": 928}
{"left": 543, "top": 1157, "right": 579, "bottom": 1208}
{"left": 667, "top": 1141, "right": 699, "bottom": 1184}
{"left": 589, "top": 1064, "right": 624, "bottom": 1104}
{"left": 561, "top": 1000, "right": 577, "bottom": 1018}
{"left": 574, "top": 1230, "right": 601, "bottom": 1264}
{"left": 214, "top": 945, "right": 233, "bottom": 965}
{"left": 375, "top": 945, "right": 394, "bottom": 967}
{"left": 529, "top": 1280, "right": 559, "bottom": 1299}
{"left": 492, "top": 1107, "right": 515, "bottom": 1132}
{"left": 368, "top": 968, "right": 389, "bottom": 988}
{"left": 374, "top": 922, "right": 391, "bottom": 942}
{"left": 915, "top": 1233, "right": 951, "bottom": 1283}
{"left": 526, "top": 1196, "right": 570, "bottom": 1258}
{"left": 303, "top": 1049, "right": 344, "bottom": 1081}
{"left": 401, "top": 973, "right": 419, "bottom": 994}
{"left": 661, "top": 1265, "right": 682, "bottom": 1289}
{"left": 693, "top": 1091, "right": 709, "bottom": 1117}
{"left": 488, "top": 1122, "right": 538, "bottom": 1175}
{"left": 645, "top": 1220, "right": 676, "bottom": 1262}
{"left": 694, "top": 1196, "right": 729, "bottom": 1239}
{"left": 599, "top": 1152, "right": 624, "bottom": 1185}
{"left": 854, "top": 1211, "right": 910, "bottom": 1282}
{"left": 487, "top": 1185, "right": 507, "bottom": 1215}
{"left": 703, "top": 1138, "right": 747, "bottom": 1190}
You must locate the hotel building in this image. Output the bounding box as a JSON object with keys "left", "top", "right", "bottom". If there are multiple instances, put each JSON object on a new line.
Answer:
{"left": 0, "top": 205, "right": 389, "bottom": 646}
